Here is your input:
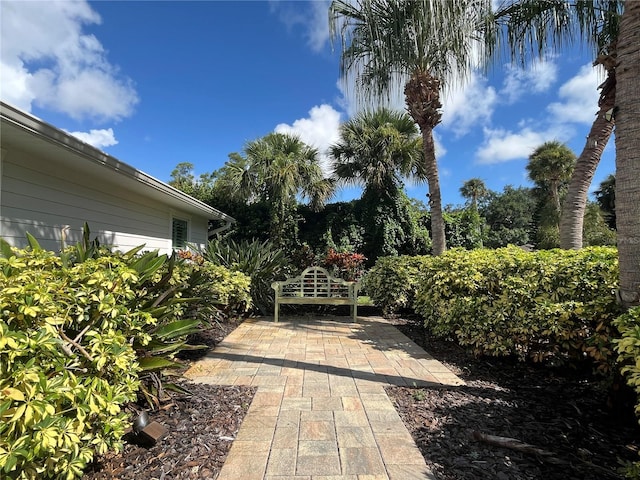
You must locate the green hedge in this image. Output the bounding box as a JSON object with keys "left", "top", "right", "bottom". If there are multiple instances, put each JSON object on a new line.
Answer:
{"left": 413, "top": 247, "right": 620, "bottom": 367}
{"left": 615, "top": 306, "right": 640, "bottom": 419}
{"left": 614, "top": 306, "right": 640, "bottom": 477}
{"left": 362, "top": 255, "right": 432, "bottom": 314}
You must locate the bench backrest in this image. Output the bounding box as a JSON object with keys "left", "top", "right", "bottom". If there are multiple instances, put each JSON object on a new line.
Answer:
{"left": 273, "top": 266, "right": 357, "bottom": 298}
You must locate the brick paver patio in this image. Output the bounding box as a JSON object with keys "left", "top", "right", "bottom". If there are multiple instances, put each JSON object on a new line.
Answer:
{"left": 184, "top": 314, "right": 464, "bottom": 480}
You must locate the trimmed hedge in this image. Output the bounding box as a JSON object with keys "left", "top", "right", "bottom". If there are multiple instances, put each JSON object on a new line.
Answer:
{"left": 362, "top": 255, "right": 432, "bottom": 314}
{"left": 413, "top": 247, "right": 620, "bottom": 367}
{"left": 365, "top": 247, "right": 620, "bottom": 368}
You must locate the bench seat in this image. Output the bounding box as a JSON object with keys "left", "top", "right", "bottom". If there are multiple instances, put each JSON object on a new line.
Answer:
{"left": 271, "top": 266, "right": 359, "bottom": 322}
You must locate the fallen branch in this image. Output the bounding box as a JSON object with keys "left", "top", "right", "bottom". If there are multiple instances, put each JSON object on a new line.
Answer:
{"left": 471, "top": 431, "right": 559, "bottom": 459}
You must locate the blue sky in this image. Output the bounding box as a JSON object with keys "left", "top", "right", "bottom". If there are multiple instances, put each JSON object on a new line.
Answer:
{"left": 1, "top": 0, "right": 615, "bottom": 207}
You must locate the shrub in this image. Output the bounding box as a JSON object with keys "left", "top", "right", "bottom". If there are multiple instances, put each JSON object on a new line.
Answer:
{"left": 0, "top": 247, "right": 146, "bottom": 479}
{"left": 413, "top": 247, "right": 620, "bottom": 368}
{"left": 614, "top": 306, "right": 640, "bottom": 420}
{"left": 362, "top": 255, "right": 432, "bottom": 314}
{"left": 322, "top": 249, "right": 366, "bottom": 282}
{"left": 614, "top": 306, "right": 640, "bottom": 478}
{"left": 185, "top": 262, "right": 252, "bottom": 321}
{"left": 198, "top": 237, "right": 290, "bottom": 315}
{"left": 0, "top": 229, "right": 251, "bottom": 478}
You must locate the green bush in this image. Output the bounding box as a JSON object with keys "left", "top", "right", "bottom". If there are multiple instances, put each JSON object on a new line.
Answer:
{"left": 199, "top": 238, "right": 290, "bottom": 315}
{"left": 614, "top": 306, "right": 640, "bottom": 478}
{"left": 0, "top": 230, "right": 252, "bottom": 479}
{"left": 362, "top": 255, "right": 432, "bottom": 314}
{"left": 614, "top": 306, "right": 640, "bottom": 419}
{"left": 0, "top": 248, "right": 146, "bottom": 479}
{"left": 413, "top": 247, "right": 620, "bottom": 368}
{"left": 185, "top": 262, "right": 252, "bottom": 321}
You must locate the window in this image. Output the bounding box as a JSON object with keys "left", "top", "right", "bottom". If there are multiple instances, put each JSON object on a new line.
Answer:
{"left": 172, "top": 218, "right": 188, "bottom": 249}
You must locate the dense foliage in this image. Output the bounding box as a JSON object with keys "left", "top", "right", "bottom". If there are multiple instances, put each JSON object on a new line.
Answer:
{"left": 0, "top": 247, "right": 145, "bottom": 478}
{"left": 366, "top": 247, "right": 621, "bottom": 370}
{"left": 198, "top": 237, "right": 290, "bottom": 315}
{"left": 415, "top": 247, "right": 620, "bottom": 368}
{"left": 614, "top": 305, "right": 640, "bottom": 477}
{"left": 362, "top": 255, "right": 431, "bottom": 314}
{"left": 0, "top": 232, "right": 250, "bottom": 479}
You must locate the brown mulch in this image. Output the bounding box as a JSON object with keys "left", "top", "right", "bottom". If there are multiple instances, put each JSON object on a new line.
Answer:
{"left": 84, "top": 311, "right": 639, "bottom": 480}
{"left": 386, "top": 314, "right": 639, "bottom": 480}
{"left": 83, "top": 317, "right": 256, "bottom": 480}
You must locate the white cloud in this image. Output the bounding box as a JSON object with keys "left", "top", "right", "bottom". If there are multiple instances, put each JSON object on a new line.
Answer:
{"left": 441, "top": 72, "right": 497, "bottom": 136}
{"left": 274, "top": 104, "right": 342, "bottom": 174}
{"left": 476, "top": 126, "right": 561, "bottom": 164}
{"left": 0, "top": 0, "right": 138, "bottom": 122}
{"left": 500, "top": 59, "right": 558, "bottom": 103}
{"left": 474, "top": 62, "right": 598, "bottom": 165}
{"left": 547, "top": 63, "right": 600, "bottom": 125}
{"left": 269, "top": 0, "right": 331, "bottom": 53}
{"left": 66, "top": 128, "right": 118, "bottom": 149}
{"left": 434, "top": 130, "right": 447, "bottom": 158}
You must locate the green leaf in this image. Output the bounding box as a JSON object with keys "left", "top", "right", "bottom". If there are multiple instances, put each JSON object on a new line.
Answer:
{"left": 153, "top": 319, "right": 201, "bottom": 340}
{"left": 162, "top": 382, "right": 193, "bottom": 395}
{"left": 0, "top": 238, "right": 14, "bottom": 259}
{"left": 138, "top": 357, "right": 182, "bottom": 372}
{"left": 25, "top": 232, "right": 41, "bottom": 251}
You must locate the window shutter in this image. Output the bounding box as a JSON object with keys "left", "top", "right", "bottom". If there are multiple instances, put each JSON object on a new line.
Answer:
{"left": 172, "top": 218, "right": 188, "bottom": 249}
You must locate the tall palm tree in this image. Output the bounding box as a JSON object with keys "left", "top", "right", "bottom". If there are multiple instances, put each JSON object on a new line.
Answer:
{"left": 460, "top": 178, "right": 489, "bottom": 210}
{"left": 526, "top": 141, "right": 576, "bottom": 248}
{"left": 526, "top": 141, "right": 576, "bottom": 215}
{"left": 215, "top": 133, "right": 334, "bottom": 246}
{"left": 330, "top": 107, "right": 426, "bottom": 194}
{"left": 490, "top": 1, "right": 622, "bottom": 249}
{"left": 594, "top": 174, "right": 616, "bottom": 229}
{"left": 329, "top": 0, "right": 492, "bottom": 255}
{"left": 329, "top": 107, "right": 429, "bottom": 258}
{"left": 614, "top": 2, "right": 640, "bottom": 309}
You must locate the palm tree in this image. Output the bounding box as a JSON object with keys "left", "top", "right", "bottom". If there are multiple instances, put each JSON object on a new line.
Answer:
{"left": 526, "top": 141, "right": 576, "bottom": 215}
{"left": 490, "top": 1, "right": 622, "bottom": 249}
{"left": 214, "top": 132, "right": 334, "bottom": 246}
{"left": 330, "top": 107, "right": 425, "bottom": 194}
{"left": 329, "top": 107, "right": 429, "bottom": 258}
{"left": 614, "top": 3, "right": 640, "bottom": 309}
{"left": 329, "top": 0, "right": 492, "bottom": 255}
{"left": 460, "top": 178, "right": 489, "bottom": 210}
{"left": 526, "top": 141, "right": 576, "bottom": 249}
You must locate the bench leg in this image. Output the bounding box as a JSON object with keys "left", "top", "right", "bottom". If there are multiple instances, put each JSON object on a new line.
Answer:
{"left": 274, "top": 301, "right": 279, "bottom": 323}
{"left": 351, "top": 302, "right": 357, "bottom": 322}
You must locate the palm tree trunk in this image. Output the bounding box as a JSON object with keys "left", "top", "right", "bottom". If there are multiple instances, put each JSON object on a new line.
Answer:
{"left": 421, "top": 128, "right": 446, "bottom": 255}
{"left": 559, "top": 70, "right": 616, "bottom": 249}
{"left": 615, "top": 2, "right": 640, "bottom": 310}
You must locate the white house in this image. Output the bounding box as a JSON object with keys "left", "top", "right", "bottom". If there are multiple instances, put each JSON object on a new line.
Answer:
{"left": 0, "top": 101, "right": 233, "bottom": 254}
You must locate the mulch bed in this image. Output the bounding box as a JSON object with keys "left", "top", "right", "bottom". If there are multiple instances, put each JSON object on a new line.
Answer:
{"left": 83, "top": 312, "right": 639, "bottom": 479}
{"left": 386, "top": 315, "right": 639, "bottom": 480}
{"left": 83, "top": 317, "right": 256, "bottom": 480}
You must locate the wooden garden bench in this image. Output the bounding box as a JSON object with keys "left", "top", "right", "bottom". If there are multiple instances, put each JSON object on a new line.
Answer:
{"left": 271, "top": 266, "right": 359, "bottom": 322}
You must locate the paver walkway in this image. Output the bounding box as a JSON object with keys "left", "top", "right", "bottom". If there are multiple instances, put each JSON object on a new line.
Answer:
{"left": 184, "top": 315, "right": 464, "bottom": 480}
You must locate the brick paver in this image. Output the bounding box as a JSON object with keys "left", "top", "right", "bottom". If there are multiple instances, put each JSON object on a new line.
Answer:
{"left": 185, "top": 315, "right": 464, "bottom": 480}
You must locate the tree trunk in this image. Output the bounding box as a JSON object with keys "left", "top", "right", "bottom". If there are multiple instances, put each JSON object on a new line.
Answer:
{"left": 404, "top": 70, "right": 446, "bottom": 255}
{"left": 615, "top": 2, "right": 640, "bottom": 310}
{"left": 421, "top": 128, "right": 447, "bottom": 255}
{"left": 559, "top": 68, "right": 616, "bottom": 250}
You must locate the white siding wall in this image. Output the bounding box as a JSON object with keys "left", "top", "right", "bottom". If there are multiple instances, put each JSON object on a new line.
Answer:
{"left": 1, "top": 150, "right": 209, "bottom": 254}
